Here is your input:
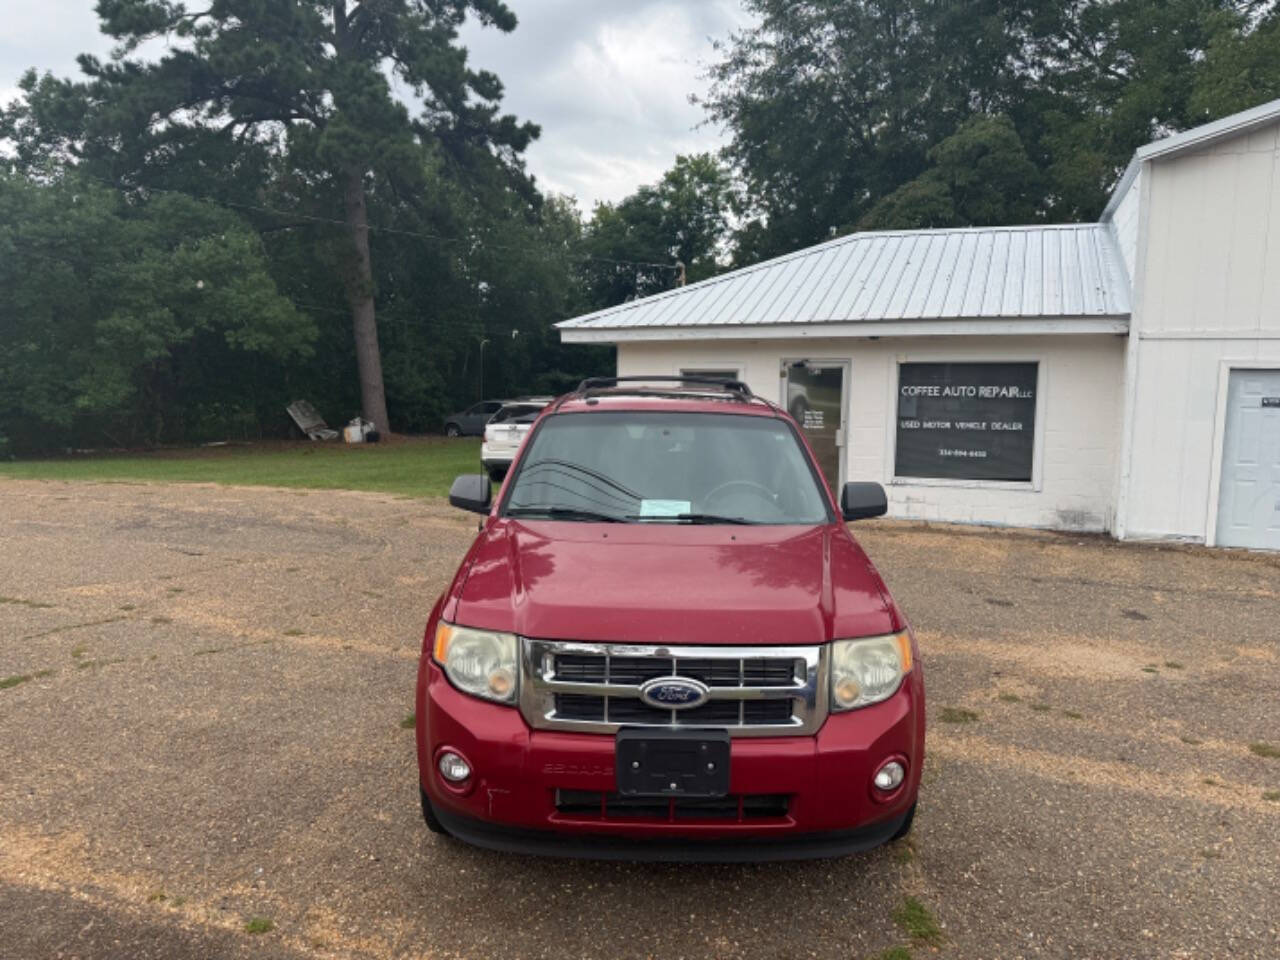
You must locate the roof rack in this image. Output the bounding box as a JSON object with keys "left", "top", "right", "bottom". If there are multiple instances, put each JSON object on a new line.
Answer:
{"left": 572, "top": 375, "right": 756, "bottom": 399}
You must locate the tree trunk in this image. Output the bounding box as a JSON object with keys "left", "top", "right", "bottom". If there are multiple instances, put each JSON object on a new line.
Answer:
{"left": 341, "top": 168, "right": 391, "bottom": 435}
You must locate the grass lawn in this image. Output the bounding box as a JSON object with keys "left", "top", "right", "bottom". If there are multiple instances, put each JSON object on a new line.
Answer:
{"left": 0, "top": 437, "right": 482, "bottom": 499}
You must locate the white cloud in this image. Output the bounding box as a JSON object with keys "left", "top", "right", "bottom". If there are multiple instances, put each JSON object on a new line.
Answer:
{"left": 0, "top": 3, "right": 107, "bottom": 81}
{"left": 458, "top": 0, "right": 754, "bottom": 207}
{"left": 0, "top": 1, "right": 182, "bottom": 103}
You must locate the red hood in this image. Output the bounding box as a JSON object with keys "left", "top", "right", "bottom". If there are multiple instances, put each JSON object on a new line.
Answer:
{"left": 450, "top": 520, "right": 896, "bottom": 645}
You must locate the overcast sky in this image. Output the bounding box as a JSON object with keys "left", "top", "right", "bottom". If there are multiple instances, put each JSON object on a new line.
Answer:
{"left": 0, "top": 1, "right": 754, "bottom": 209}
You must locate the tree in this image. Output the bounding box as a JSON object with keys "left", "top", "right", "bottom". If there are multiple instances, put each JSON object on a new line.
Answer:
{"left": 705, "top": 0, "right": 1280, "bottom": 260}
{"left": 3, "top": 0, "right": 538, "bottom": 434}
{"left": 580, "top": 153, "right": 733, "bottom": 309}
{"left": 703, "top": 0, "right": 1029, "bottom": 261}
{"left": 859, "top": 115, "right": 1043, "bottom": 230}
{"left": 1190, "top": 5, "right": 1280, "bottom": 117}
{"left": 0, "top": 173, "right": 312, "bottom": 451}
{"left": 1013, "top": 0, "right": 1265, "bottom": 215}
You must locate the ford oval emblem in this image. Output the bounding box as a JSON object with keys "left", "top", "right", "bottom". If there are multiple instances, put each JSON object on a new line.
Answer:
{"left": 639, "top": 676, "right": 710, "bottom": 710}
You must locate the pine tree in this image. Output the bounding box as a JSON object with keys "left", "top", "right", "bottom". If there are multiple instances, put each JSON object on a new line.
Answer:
{"left": 48, "top": 0, "right": 537, "bottom": 433}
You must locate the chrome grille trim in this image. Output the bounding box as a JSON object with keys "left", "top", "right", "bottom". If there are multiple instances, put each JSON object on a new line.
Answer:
{"left": 519, "top": 640, "right": 828, "bottom": 738}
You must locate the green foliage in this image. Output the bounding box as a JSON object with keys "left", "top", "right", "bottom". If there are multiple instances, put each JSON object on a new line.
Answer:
{"left": 704, "top": 0, "right": 1022, "bottom": 257}
{"left": 939, "top": 707, "right": 979, "bottom": 724}
{"left": 579, "top": 153, "right": 732, "bottom": 307}
{"left": 53, "top": 0, "right": 536, "bottom": 196}
{"left": 0, "top": 173, "right": 313, "bottom": 450}
{"left": 892, "top": 896, "right": 943, "bottom": 945}
{"left": 707, "top": 0, "right": 1280, "bottom": 253}
{"left": 3, "top": 1, "right": 1280, "bottom": 450}
{"left": 859, "top": 115, "right": 1043, "bottom": 230}
{"left": 0, "top": 2, "right": 617, "bottom": 446}
{"left": 0, "top": 0, "right": 540, "bottom": 437}
{"left": 1191, "top": 8, "right": 1280, "bottom": 117}
{"left": 0, "top": 438, "right": 484, "bottom": 500}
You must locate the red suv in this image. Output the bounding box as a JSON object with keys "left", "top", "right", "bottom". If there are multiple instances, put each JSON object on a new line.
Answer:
{"left": 415, "top": 376, "right": 924, "bottom": 860}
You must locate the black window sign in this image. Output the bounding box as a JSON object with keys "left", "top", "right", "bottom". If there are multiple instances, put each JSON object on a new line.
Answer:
{"left": 896, "top": 362, "right": 1038, "bottom": 481}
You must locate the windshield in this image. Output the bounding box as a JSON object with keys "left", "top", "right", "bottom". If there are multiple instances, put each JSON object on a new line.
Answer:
{"left": 502, "top": 411, "right": 831, "bottom": 524}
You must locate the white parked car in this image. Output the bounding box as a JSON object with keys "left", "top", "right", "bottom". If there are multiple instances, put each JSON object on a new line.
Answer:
{"left": 481, "top": 398, "right": 552, "bottom": 481}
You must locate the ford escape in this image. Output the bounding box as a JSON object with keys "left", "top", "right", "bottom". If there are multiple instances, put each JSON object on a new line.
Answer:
{"left": 415, "top": 376, "right": 924, "bottom": 861}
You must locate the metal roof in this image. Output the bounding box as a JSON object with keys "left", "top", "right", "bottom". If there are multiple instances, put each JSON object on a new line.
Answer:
{"left": 557, "top": 223, "right": 1130, "bottom": 335}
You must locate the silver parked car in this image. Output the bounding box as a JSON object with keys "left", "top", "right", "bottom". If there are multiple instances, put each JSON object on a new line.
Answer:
{"left": 444, "top": 400, "right": 504, "bottom": 437}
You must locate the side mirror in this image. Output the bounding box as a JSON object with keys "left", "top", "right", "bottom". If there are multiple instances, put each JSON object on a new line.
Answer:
{"left": 840, "top": 481, "right": 887, "bottom": 521}
{"left": 449, "top": 474, "right": 492, "bottom": 515}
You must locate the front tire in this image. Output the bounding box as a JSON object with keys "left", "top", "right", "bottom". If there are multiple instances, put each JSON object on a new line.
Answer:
{"left": 445, "top": 424, "right": 462, "bottom": 438}
{"left": 420, "top": 786, "right": 448, "bottom": 835}
{"left": 487, "top": 466, "right": 506, "bottom": 483}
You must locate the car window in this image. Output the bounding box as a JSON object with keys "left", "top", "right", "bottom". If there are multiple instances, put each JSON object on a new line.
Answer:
{"left": 483, "top": 401, "right": 503, "bottom": 413}
{"left": 503, "top": 411, "right": 830, "bottom": 524}
{"left": 491, "top": 404, "right": 544, "bottom": 424}
{"left": 465, "top": 403, "right": 485, "bottom": 415}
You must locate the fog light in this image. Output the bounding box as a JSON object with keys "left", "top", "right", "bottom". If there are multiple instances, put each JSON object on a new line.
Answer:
{"left": 874, "top": 760, "right": 905, "bottom": 791}
{"left": 438, "top": 751, "right": 471, "bottom": 783}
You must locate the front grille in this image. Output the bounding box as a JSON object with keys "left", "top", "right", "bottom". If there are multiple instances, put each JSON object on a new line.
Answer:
{"left": 520, "top": 640, "right": 828, "bottom": 737}
{"left": 553, "top": 653, "right": 798, "bottom": 687}
{"left": 555, "top": 789, "right": 791, "bottom": 821}
{"left": 554, "top": 694, "right": 793, "bottom": 726}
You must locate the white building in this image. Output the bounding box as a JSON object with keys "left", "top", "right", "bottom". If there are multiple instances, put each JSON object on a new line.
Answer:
{"left": 557, "top": 100, "right": 1280, "bottom": 550}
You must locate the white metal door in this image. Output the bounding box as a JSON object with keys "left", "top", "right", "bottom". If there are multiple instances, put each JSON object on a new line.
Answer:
{"left": 1216, "top": 369, "right": 1280, "bottom": 550}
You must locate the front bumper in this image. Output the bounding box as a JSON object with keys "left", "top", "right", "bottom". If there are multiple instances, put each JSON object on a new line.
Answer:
{"left": 425, "top": 789, "right": 911, "bottom": 861}
{"left": 416, "top": 659, "right": 924, "bottom": 858}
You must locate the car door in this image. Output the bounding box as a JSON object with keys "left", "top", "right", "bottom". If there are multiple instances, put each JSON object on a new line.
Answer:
{"left": 460, "top": 404, "right": 484, "bottom": 434}
{"left": 463, "top": 402, "right": 498, "bottom": 435}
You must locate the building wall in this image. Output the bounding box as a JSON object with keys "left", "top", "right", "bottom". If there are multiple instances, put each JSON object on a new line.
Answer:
{"left": 1110, "top": 168, "right": 1143, "bottom": 281}
{"left": 617, "top": 333, "right": 1126, "bottom": 532}
{"left": 1119, "top": 118, "right": 1280, "bottom": 542}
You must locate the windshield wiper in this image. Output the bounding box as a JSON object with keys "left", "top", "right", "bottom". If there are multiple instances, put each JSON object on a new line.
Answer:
{"left": 630, "top": 512, "right": 757, "bottom": 525}
{"left": 507, "top": 506, "right": 627, "bottom": 523}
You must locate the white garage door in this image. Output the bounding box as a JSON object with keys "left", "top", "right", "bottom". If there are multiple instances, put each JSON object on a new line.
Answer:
{"left": 1216, "top": 369, "right": 1280, "bottom": 550}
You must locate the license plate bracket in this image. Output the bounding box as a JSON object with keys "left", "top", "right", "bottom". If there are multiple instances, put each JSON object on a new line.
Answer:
{"left": 615, "top": 728, "right": 730, "bottom": 798}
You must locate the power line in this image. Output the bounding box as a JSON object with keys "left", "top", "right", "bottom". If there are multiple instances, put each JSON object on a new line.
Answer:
{"left": 76, "top": 173, "right": 683, "bottom": 273}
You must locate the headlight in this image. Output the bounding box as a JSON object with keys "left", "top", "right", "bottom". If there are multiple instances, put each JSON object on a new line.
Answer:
{"left": 433, "top": 622, "right": 518, "bottom": 704}
{"left": 830, "top": 631, "right": 912, "bottom": 711}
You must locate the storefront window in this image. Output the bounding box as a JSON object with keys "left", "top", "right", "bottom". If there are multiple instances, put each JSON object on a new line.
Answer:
{"left": 895, "top": 362, "right": 1038, "bottom": 482}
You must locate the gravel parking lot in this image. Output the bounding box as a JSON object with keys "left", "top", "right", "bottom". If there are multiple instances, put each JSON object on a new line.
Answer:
{"left": 2, "top": 478, "right": 1278, "bottom": 960}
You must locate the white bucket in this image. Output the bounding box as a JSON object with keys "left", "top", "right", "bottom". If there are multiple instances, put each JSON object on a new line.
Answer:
{"left": 343, "top": 424, "right": 365, "bottom": 444}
